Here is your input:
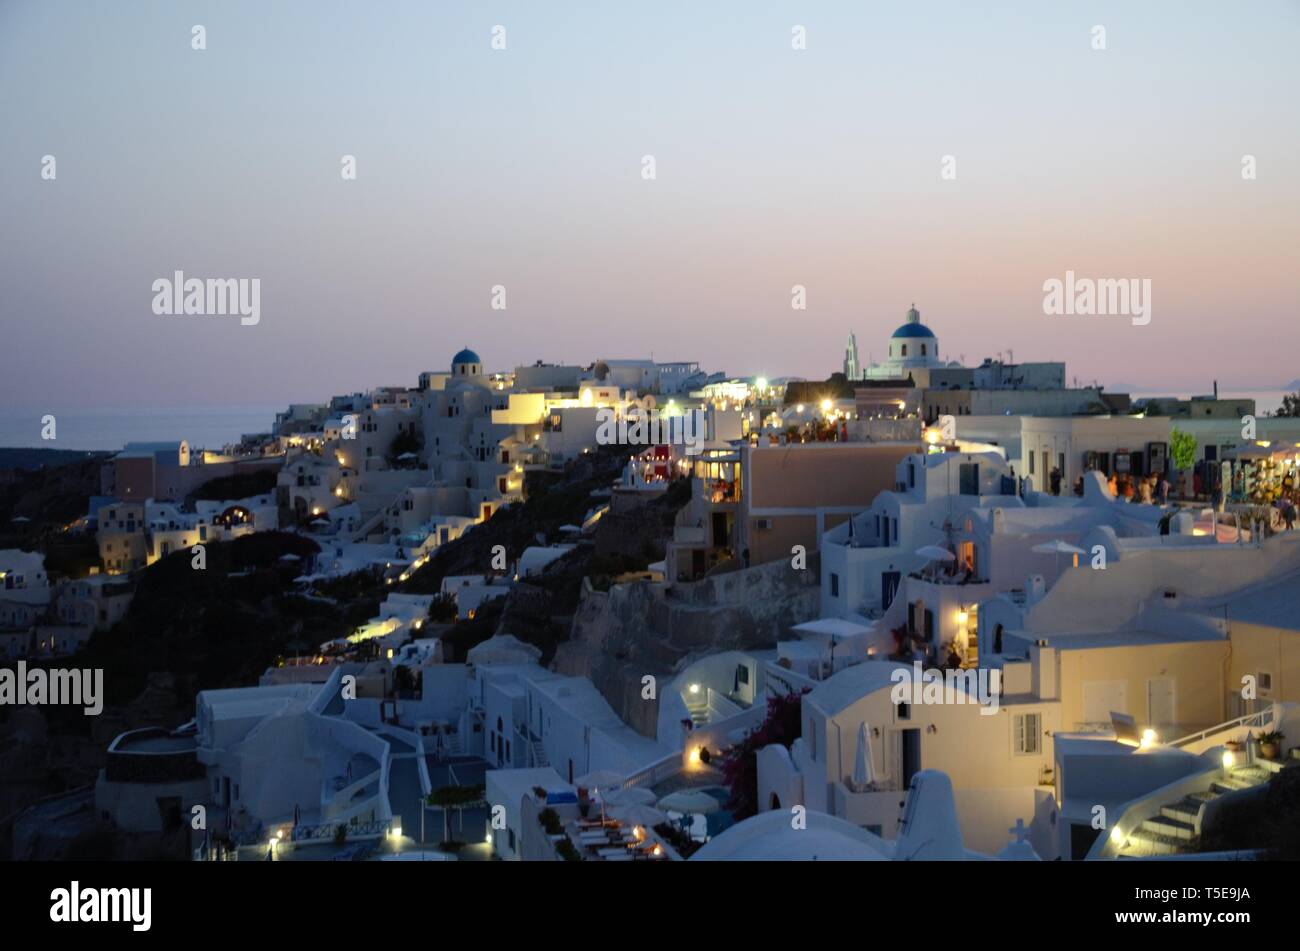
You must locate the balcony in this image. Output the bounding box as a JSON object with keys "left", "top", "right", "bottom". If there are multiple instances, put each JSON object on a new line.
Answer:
{"left": 105, "top": 727, "right": 203, "bottom": 784}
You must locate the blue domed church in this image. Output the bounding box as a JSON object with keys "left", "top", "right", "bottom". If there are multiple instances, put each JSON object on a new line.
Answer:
{"left": 861, "top": 304, "right": 946, "bottom": 380}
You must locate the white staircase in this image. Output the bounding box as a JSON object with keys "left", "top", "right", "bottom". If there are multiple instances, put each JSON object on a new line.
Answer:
{"left": 1117, "top": 763, "right": 1277, "bottom": 857}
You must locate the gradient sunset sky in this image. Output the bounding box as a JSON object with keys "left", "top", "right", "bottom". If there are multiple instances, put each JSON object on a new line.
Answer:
{"left": 2, "top": 1, "right": 1297, "bottom": 410}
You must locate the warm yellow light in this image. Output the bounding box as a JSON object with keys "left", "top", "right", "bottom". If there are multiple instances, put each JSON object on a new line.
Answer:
{"left": 956, "top": 611, "right": 968, "bottom": 625}
{"left": 688, "top": 683, "right": 700, "bottom": 694}
{"left": 1222, "top": 750, "right": 1235, "bottom": 769}
{"left": 820, "top": 399, "right": 832, "bottom": 413}
{"left": 688, "top": 747, "right": 702, "bottom": 766}
{"left": 796, "top": 404, "right": 805, "bottom": 413}
{"left": 1109, "top": 827, "right": 1124, "bottom": 844}
{"left": 756, "top": 377, "right": 768, "bottom": 390}
{"left": 1140, "top": 728, "right": 1157, "bottom": 748}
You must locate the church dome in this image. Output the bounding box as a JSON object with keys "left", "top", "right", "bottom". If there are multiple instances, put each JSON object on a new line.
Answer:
{"left": 452, "top": 348, "right": 482, "bottom": 366}
{"left": 891, "top": 304, "right": 935, "bottom": 339}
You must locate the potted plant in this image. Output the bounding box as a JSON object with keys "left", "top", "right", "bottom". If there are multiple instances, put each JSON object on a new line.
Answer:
{"left": 1258, "top": 731, "right": 1285, "bottom": 760}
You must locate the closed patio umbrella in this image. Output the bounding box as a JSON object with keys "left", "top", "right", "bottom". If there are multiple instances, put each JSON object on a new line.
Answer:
{"left": 852, "top": 722, "right": 875, "bottom": 791}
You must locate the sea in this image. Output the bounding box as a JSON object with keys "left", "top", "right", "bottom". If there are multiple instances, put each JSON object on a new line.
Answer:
{"left": 0, "top": 406, "right": 283, "bottom": 452}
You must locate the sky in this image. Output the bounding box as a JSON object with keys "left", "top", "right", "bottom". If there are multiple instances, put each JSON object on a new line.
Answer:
{"left": 1, "top": 0, "right": 1297, "bottom": 411}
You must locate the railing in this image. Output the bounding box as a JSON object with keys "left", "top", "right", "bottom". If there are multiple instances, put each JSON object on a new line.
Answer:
{"left": 620, "top": 752, "right": 681, "bottom": 790}
{"left": 705, "top": 688, "right": 744, "bottom": 723}
{"left": 1169, "top": 708, "right": 1275, "bottom": 750}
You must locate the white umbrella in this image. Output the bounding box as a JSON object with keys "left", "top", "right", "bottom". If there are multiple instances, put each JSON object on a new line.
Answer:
{"left": 852, "top": 722, "right": 875, "bottom": 791}
{"left": 1030, "top": 539, "right": 1085, "bottom": 556}
{"left": 914, "top": 545, "right": 954, "bottom": 562}
{"left": 576, "top": 769, "right": 626, "bottom": 822}
{"left": 602, "top": 786, "right": 656, "bottom": 807}
{"left": 574, "top": 769, "right": 625, "bottom": 792}
{"left": 610, "top": 803, "right": 668, "bottom": 829}
{"left": 1032, "top": 539, "right": 1086, "bottom": 571}
{"left": 656, "top": 790, "right": 720, "bottom": 816}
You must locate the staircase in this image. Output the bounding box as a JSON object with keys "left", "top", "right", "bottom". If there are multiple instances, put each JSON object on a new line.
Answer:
{"left": 685, "top": 696, "right": 710, "bottom": 727}
{"left": 529, "top": 740, "right": 548, "bottom": 768}
{"left": 1116, "top": 763, "right": 1277, "bottom": 857}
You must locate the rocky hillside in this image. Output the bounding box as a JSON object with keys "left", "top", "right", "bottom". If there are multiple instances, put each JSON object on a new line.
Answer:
{"left": 555, "top": 554, "right": 821, "bottom": 737}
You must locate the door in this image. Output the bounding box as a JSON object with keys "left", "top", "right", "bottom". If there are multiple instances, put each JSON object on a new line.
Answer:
{"left": 711, "top": 512, "right": 728, "bottom": 547}
{"left": 1146, "top": 678, "right": 1175, "bottom": 731}
{"left": 900, "top": 729, "right": 921, "bottom": 789}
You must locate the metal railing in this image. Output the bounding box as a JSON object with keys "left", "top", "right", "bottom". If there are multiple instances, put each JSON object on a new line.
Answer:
{"left": 1169, "top": 708, "right": 1275, "bottom": 749}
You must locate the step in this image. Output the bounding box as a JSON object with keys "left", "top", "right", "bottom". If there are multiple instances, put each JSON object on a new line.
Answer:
{"left": 1142, "top": 815, "right": 1195, "bottom": 841}
{"left": 1231, "top": 766, "right": 1271, "bottom": 783}
{"left": 1211, "top": 779, "right": 1250, "bottom": 794}
{"left": 1121, "top": 830, "right": 1186, "bottom": 856}
{"left": 1159, "top": 799, "right": 1201, "bottom": 824}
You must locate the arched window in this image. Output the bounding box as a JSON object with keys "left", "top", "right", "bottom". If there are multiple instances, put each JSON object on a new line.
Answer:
{"left": 921, "top": 344, "right": 927, "bottom": 356}
{"left": 901, "top": 344, "right": 908, "bottom": 357}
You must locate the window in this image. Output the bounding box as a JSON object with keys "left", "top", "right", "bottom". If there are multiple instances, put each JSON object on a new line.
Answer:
{"left": 1028, "top": 452, "right": 1035, "bottom": 475}
{"left": 1258, "top": 671, "right": 1273, "bottom": 696}
{"left": 901, "top": 344, "right": 908, "bottom": 357}
{"left": 830, "top": 573, "right": 839, "bottom": 598}
{"left": 1014, "top": 713, "right": 1041, "bottom": 755}
{"left": 921, "top": 344, "right": 927, "bottom": 356}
